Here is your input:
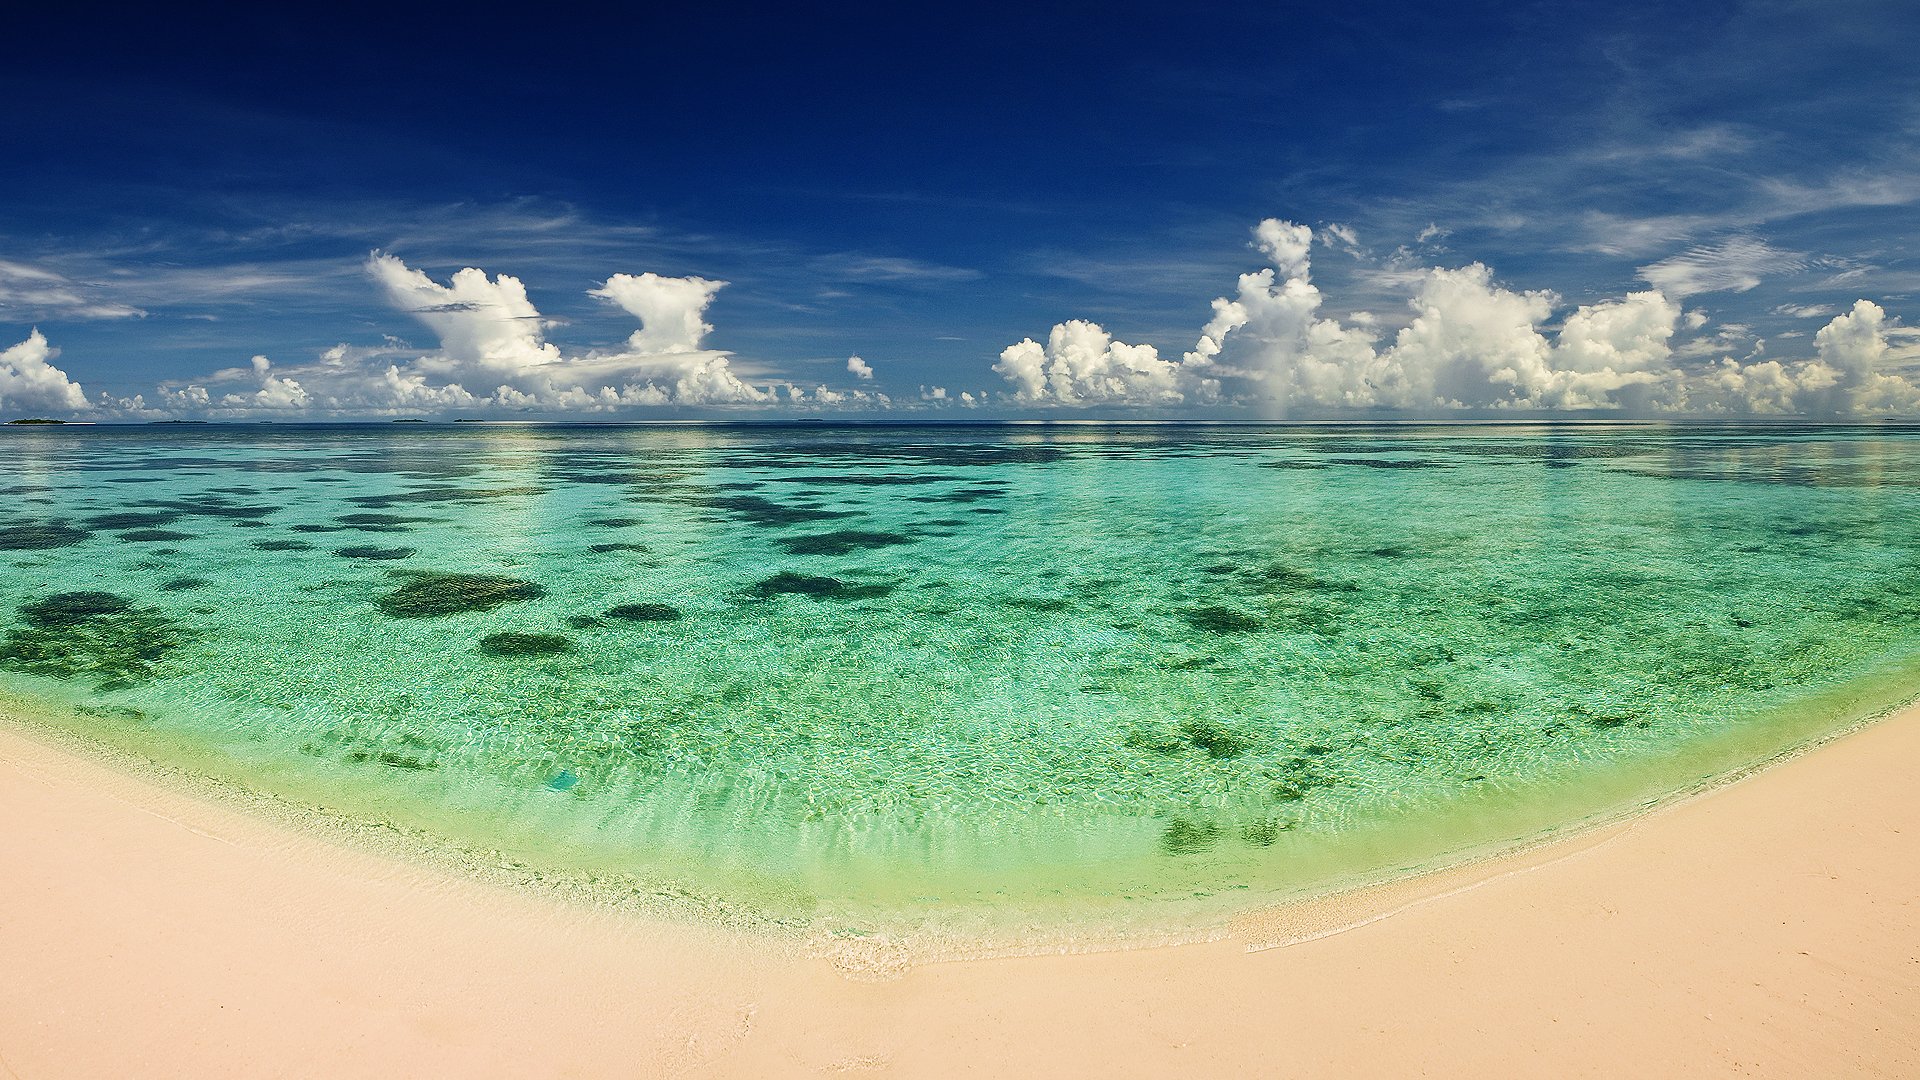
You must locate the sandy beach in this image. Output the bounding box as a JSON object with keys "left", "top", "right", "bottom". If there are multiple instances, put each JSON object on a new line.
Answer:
{"left": 3, "top": 708, "right": 1917, "bottom": 1079}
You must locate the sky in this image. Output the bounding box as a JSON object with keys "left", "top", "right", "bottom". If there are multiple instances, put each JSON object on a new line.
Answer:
{"left": 3, "top": 0, "right": 1918, "bottom": 420}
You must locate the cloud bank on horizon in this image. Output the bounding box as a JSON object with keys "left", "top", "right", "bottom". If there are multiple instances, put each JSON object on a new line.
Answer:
{"left": 5, "top": 220, "right": 1911, "bottom": 420}
{"left": 101, "top": 255, "right": 891, "bottom": 418}
{"left": 995, "top": 219, "right": 1918, "bottom": 417}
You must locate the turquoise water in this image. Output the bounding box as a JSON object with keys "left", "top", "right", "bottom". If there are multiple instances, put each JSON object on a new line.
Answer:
{"left": 5, "top": 423, "right": 1920, "bottom": 935}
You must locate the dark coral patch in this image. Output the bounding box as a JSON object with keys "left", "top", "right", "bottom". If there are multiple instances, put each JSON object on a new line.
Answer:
{"left": 478, "top": 631, "right": 574, "bottom": 656}
{"left": 776, "top": 530, "right": 916, "bottom": 556}
{"left": 84, "top": 512, "right": 181, "bottom": 530}
{"left": 746, "top": 572, "right": 895, "bottom": 600}
{"left": 334, "top": 545, "right": 416, "bottom": 560}
{"left": 117, "top": 529, "right": 194, "bottom": 543}
{"left": 0, "top": 591, "right": 192, "bottom": 689}
{"left": 375, "top": 572, "right": 546, "bottom": 617}
{"left": 588, "top": 542, "right": 652, "bottom": 554}
{"left": 0, "top": 522, "right": 91, "bottom": 550}
{"left": 1178, "top": 717, "right": 1253, "bottom": 759}
{"left": 253, "top": 539, "right": 314, "bottom": 551}
{"left": 1181, "top": 606, "right": 1265, "bottom": 633}
{"left": 604, "top": 602, "right": 682, "bottom": 622}
{"left": 159, "top": 577, "right": 211, "bottom": 591}
{"left": 1159, "top": 817, "right": 1223, "bottom": 856}
{"left": 20, "top": 592, "right": 131, "bottom": 626}
{"left": 702, "top": 495, "right": 853, "bottom": 527}
{"left": 335, "top": 512, "right": 429, "bottom": 527}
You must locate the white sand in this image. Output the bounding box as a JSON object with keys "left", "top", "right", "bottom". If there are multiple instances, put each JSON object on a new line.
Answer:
{"left": 3, "top": 707, "right": 1917, "bottom": 1078}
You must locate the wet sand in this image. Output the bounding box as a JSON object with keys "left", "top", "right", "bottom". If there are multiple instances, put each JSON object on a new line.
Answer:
{"left": 3, "top": 707, "right": 1917, "bottom": 1078}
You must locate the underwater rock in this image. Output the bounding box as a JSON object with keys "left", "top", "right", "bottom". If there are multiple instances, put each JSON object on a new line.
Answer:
{"left": 701, "top": 494, "right": 852, "bottom": 527}
{"left": 83, "top": 511, "right": 180, "bottom": 530}
{"left": 0, "top": 522, "right": 91, "bottom": 550}
{"left": 776, "top": 530, "right": 916, "bottom": 556}
{"left": 1177, "top": 717, "right": 1253, "bottom": 759}
{"left": 74, "top": 703, "right": 150, "bottom": 722}
{"left": 19, "top": 591, "right": 131, "bottom": 626}
{"left": 603, "top": 602, "right": 682, "bottom": 622}
{"left": 375, "top": 572, "right": 546, "bottom": 617}
{"left": 1181, "top": 606, "right": 1265, "bottom": 633}
{"left": 1159, "top": 817, "right": 1223, "bottom": 856}
{"left": 335, "top": 512, "right": 429, "bottom": 527}
{"left": 0, "top": 590, "right": 192, "bottom": 689}
{"left": 745, "top": 572, "right": 895, "bottom": 600}
{"left": 333, "top": 545, "right": 416, "bottom": 560}
{"left": 478, "top": 631, "right": 574, "bottom": 656}
{"left": 1240, "top": 819, "right": 1287, "bottom": 846}
{"left": 117, "top": 529, "right": 194, "bottom": 543}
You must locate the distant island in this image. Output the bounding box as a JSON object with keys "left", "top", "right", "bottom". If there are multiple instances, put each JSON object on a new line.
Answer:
{"left": 6, "top": 417, "right": 67, "bottom": 425}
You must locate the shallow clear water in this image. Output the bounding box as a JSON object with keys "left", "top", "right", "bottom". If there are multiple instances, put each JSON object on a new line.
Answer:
{"left": 5, "top": 423, "right": 1920, "bottom": 934}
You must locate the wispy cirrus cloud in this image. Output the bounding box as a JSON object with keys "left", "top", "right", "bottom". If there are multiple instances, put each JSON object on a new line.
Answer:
{"left": 0, "top": 258, "right": 146, "bottom": 319}
{"left": 1637, "top": 237, "right": 1813, "bottom": 297}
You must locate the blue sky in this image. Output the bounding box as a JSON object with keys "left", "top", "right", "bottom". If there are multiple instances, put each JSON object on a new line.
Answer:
{"left": 2, "top": 1, "right": 1917, "bottom": 418}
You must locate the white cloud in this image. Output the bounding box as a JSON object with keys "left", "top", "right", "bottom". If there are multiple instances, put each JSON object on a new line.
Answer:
{"left": 1772, "top": 302, "right": 1835, "bottom": 319}
{"left": 1377, "top": 264, "right": 1559, "bottom": 408}
{"left": 0, "top": 330, "right": 90, "bottom": 413}
{"left": 589, "top": 272, "right": 725, "bottom": 354}
{"left": 0, "top": 260, "right": 146, "bottom": 320}
{"left": 149, "top": 255, "right": 893, "bottom": 416}
{"left": 995, "top": 320, "right": 1197, "bottom": 406}
{"left": 996, "top": 218, "right": 1912, "bottom": 416}
{"left": 847, "top": 355, "right": 874, "bottom": 380}
{"left": 1636, "top": 237, "right": 1811, "bottom": 297}
{"left": 1697, "top": 301, "right": 1917, "bottom": 415}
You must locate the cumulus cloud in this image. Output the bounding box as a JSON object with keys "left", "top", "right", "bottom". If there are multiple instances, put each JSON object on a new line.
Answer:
{"left": 1001, "top": 220, "right": 1695, "bottom": 413}
{"left": 995, "top": 319, "right": 1198, "bottom": 406}
{"left": 996, "top": 218, "right": 1920, "bottom": 416}
{"left": 589, "top": 272, "right": 725, "bottom": 354}
{"left": 0, "top": 330, "right": 90, "bottom": 413}
{"left": 149, "top": 255, "right": 899, "bottom": 416}
{"left": 1696, "top": 301, "right": 1916, "bottom": 415}
{"left": 847, "top": 355, "right": 874, "bottom": 379}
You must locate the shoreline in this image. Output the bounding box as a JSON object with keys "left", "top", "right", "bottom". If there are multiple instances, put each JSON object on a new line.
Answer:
{"left": 7, "top": 666, "right": 1915, "bottom": 957}
{"left": 5, "top": 705, "right": 1919, "bottom": 1075}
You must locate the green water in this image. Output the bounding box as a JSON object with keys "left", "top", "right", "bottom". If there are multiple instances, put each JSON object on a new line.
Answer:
{"left": 5, "top": 423, "right": 1920, "bottom": 936}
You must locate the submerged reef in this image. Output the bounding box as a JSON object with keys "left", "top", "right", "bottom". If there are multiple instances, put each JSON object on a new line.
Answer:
{"left": 83, "top": 512, "right": 180, "bottom": 530}
{"left": 1124, "top": 717, "right": 1256, "bottom": 759}
{"left": 116, "top": 529, "right": 194, "bottom": 543}
{"left": 776, "top": 530, "right": 916, "bottom": 556}
{"left": 334, "top": 545, "right": 416, "bottom": 560}
{"left": 0, "top": 590, "right": 193, "bottom": 689}
{"left": 604, "top": 602, "right": 682, "bottom": 622}
{"left": 0, "top": 522, "right": 91, "bottom": 550}
{"left": 1181, "top": 605, "right": 1266, "bottom": 633}
{"left": 375, "top": 572, "right": 546, "bottom": 617}
{"left": 477, "top": 631, "right": 574, "bottom": 656}
{"left": 745, "top": 572, "right": 896, "bottom": 600}
{"left": 700, "top": 494, "right": 853, "bottom": 527}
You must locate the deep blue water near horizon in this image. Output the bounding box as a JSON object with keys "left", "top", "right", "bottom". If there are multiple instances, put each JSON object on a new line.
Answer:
{"left": 5, "top": 421, "right": 1920, "bottom": 936}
